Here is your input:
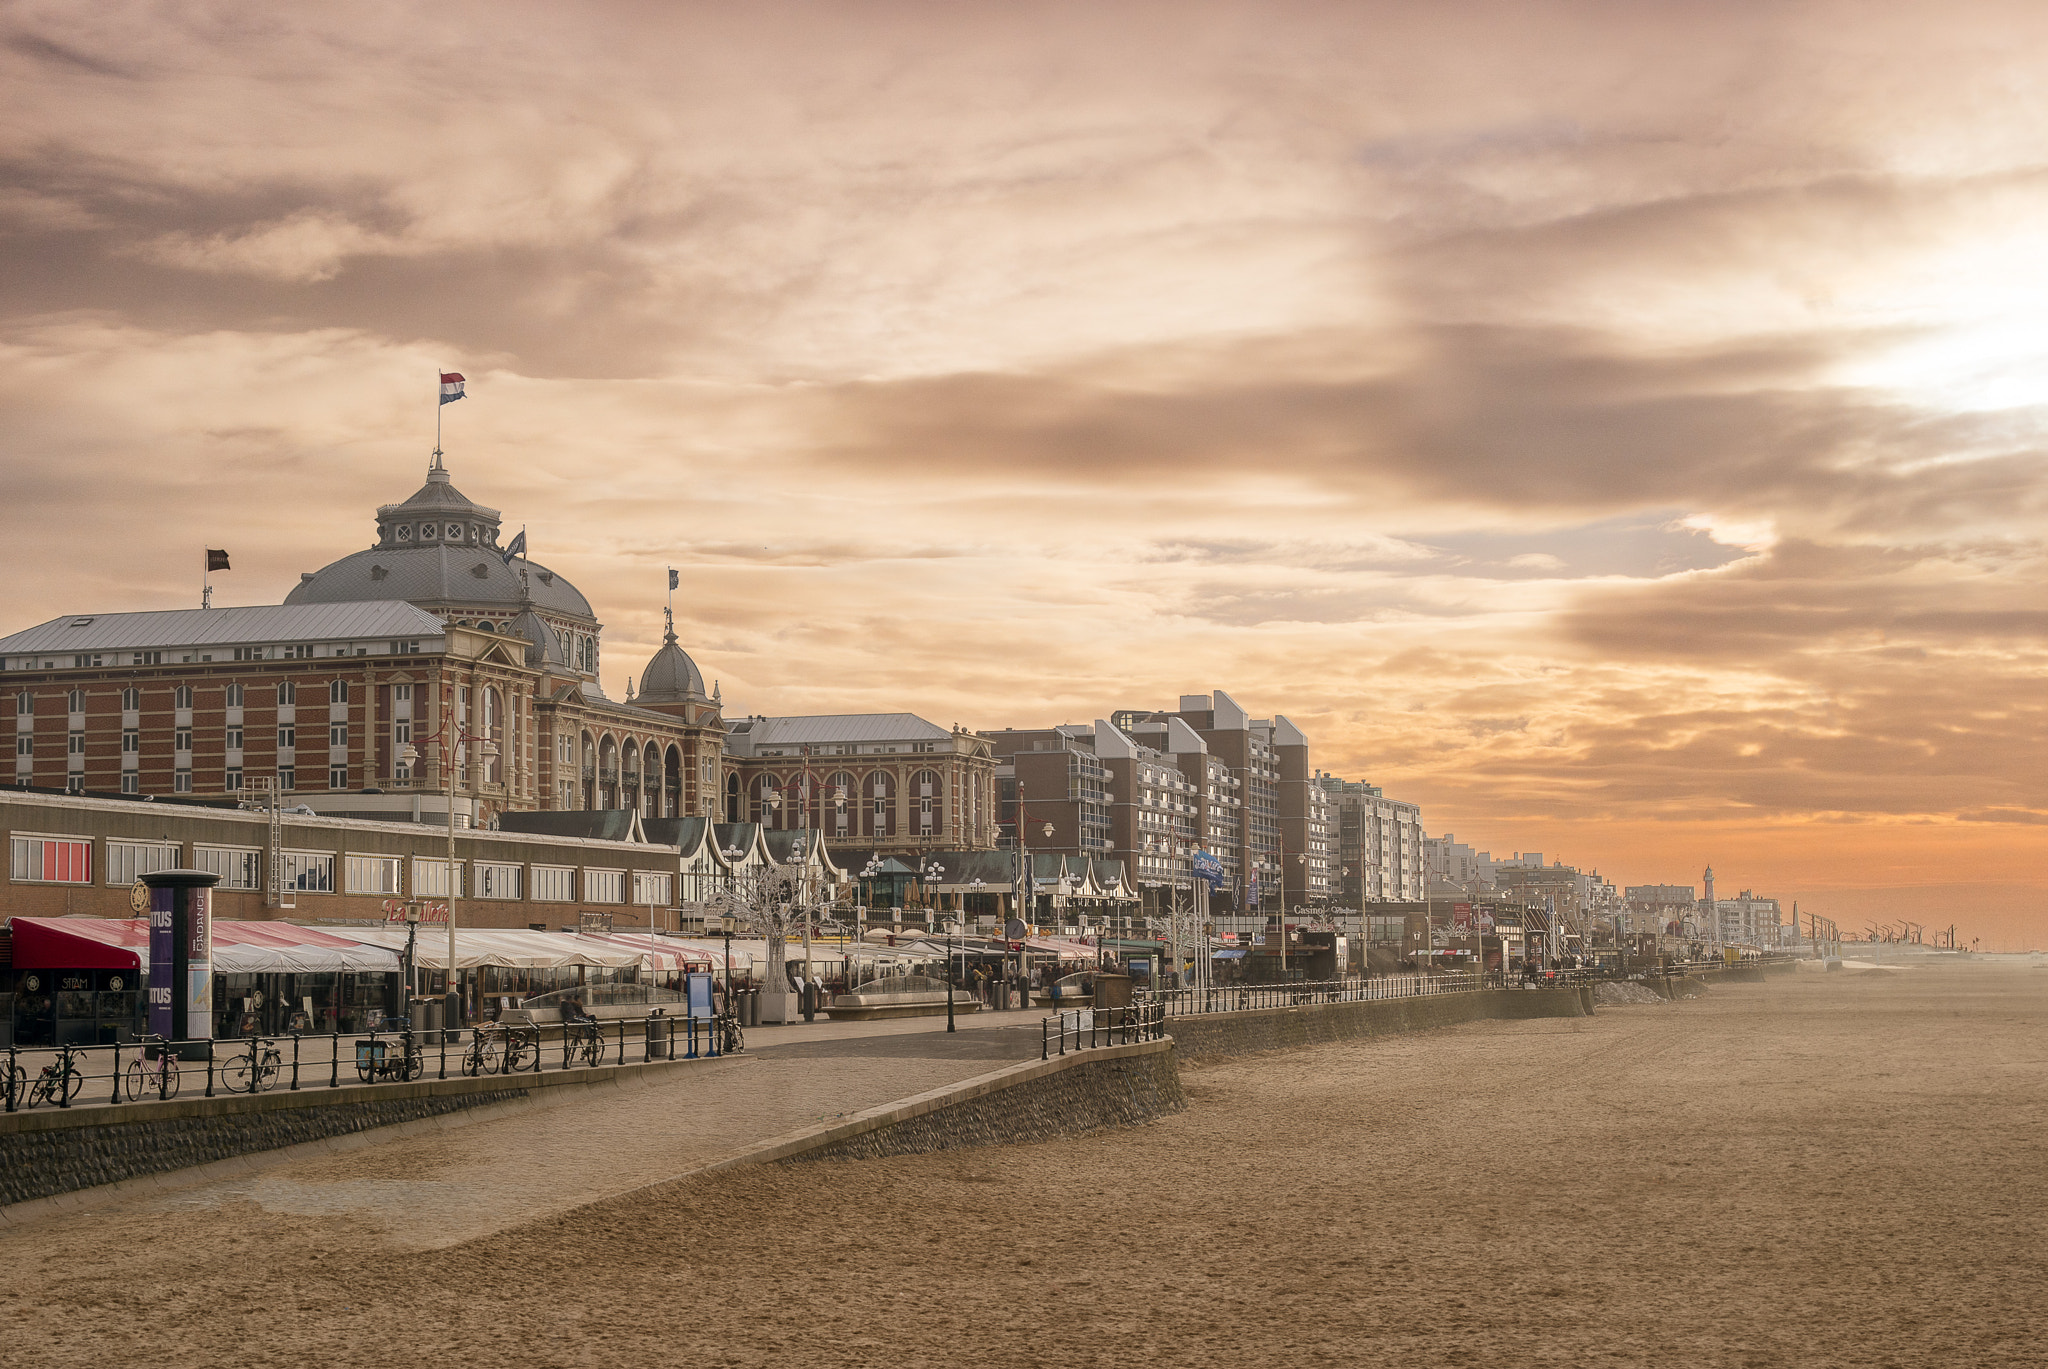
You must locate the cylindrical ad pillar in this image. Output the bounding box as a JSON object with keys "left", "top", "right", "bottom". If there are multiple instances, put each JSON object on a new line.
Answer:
{"left": 142, "top": 869, "right": 220, "bottom": 1058}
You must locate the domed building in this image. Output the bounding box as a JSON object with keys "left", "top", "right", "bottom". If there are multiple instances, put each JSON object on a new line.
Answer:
{"left": 286, "top": 458, "right": 609, "bottom": 694}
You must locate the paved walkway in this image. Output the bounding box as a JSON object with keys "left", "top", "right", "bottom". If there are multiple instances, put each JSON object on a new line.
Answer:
{"left": 26, "top": 1008, "right": 1049, "bottom": 1251}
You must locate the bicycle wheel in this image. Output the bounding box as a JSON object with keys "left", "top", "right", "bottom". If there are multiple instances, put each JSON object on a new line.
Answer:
{"left": 475, "top": 1038, "right": 501, "bottom": 1076}
{"left": 256, "top": 1056, "right": 281, "bottom": 1092}
{"left": 220, "top": 1056, "right": 252, "bottom": 1094}
{"left": 124, "top": 1058, "right": 148, "bottom": 1102}
{"left": 161, "top": 1057, "right": 181, "bottom": 1101}
{"left": 2, "top": 1063, "right": 22, "bottom": 1110}
{"left": 505, "top": 1034, "right": 534, "bottom": 1073}
{"left": 27, "top": 1073, "right": 52, "bottom": 1108}
{"left": 58, "top": 1066, "right": 82, "bottom": 1105}
{"left": 401, "top": 1051, "right": 424, "bottom": 1082}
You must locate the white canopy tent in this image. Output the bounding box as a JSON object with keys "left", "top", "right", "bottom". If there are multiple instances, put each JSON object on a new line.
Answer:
{"left": 341, "top": 927, "right": 644, "bottom": 972}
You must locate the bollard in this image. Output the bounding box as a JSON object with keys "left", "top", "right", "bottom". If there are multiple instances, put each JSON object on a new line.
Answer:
{"left": 290, "top": 1034, "right": 301, "bottom": 1091}
{"left": 330, "top": 1032, "right": 340, "bottom": 1088}
{"left": 110, "top": 1041, "right": 123, "bottom": 1106}
{"left": 5, "top": 1044, "right": 15, "bottom": 1113}
{"left": 439, "top": 1028, "right": 448, "bottom": 1081}
{"left": 204, "top": 1038, "right": 215, "bottom": 1098}
{"left": 617, "top": 1020, "right": 626, "bottom": 1067}
{"left": 57, "top": 1044, "right": 73, "bottom": 1108}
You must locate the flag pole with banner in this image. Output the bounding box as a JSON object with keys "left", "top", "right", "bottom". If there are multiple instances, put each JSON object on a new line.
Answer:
{"left": 436, "top": 370, "right": 465, "bottom": 468}
{"left": 203, "top": 548, "right": 229, "bottom": 609}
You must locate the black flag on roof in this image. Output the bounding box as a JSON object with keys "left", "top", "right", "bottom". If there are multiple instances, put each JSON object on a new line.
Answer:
{"left": 206, "top": 549, "right": 230, "bottom": 572}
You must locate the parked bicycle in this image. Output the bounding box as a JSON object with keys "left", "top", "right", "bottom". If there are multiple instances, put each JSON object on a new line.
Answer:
{"left": 500, "top": 1023, "right": 539, "bottom": 1074}
{"left": 2, "top": 1058, "right": 25, "bottom": 1110}
{"left": 220, "top": 1037, "right": 284, "bottom": 1094}
{"left": 355, "top": 1023, "right": 424, "bottom": 1083}
{"left": 460, "top": 1023, "right": 503, "bottom": 1077}
{"left": 564, "top": 1017, "right": 604, "bottom": 1068}
{"left": 124, "top": 1035, "right": 182, "bottom": 1101}
{"left": 25, "top": 1051, "right": 83, "bottom": 1108}
{"left": 716, "top": 1010, "right": 745, "bottom": 1055}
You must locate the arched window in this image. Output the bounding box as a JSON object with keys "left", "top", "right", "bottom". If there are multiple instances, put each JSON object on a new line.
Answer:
{"left": 598, "top": 735, "right": 620, "bottom": 809}
{"left": 580, "top": 732, "right": 597, "bottom": 811}
{"left": 663, "top": 745, "right": 682, "bottom": 818}
{"left": 725, "top": 771, "right": 741, "bottom": 823}
{"left": 826, "top": 771, "right": 856, "bottom": 838}
{"left": 643, "top": 743, "right": 662, "bottom": 817}
{"left": 863, "top": 770, "right": 897, "bottom": 840}
{"left": 329, "top": 679, "right": 348, "bottom": 704}
{"left": 484, "top": 687, "right": 504, "bottom": 784}
{"left": 913, "top": 769, "right": 942, "bottom": 839}
{"left": 751, "top": 773, "right": 785, "bottom": 827}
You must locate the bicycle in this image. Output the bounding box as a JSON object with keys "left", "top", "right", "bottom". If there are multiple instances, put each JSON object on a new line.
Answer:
{"left": 124, "top": 1035, "right": 182, "bottom": 1101}
{"left": 220, "top": 1037, "right": 283, "bottom": 1094}
{"left": 25, "top": 1052, "right": 83, "bottom": 1108}
{"left": 500, "top": 1024, "right": 539, "bottom": 1074}
{"left": 460, "top": 1024, "right": 503, "bottom": 1077}
{"left": 2, "top": 1058, "right": 25, "bottom": 1110}
{"left": 716, "top": 1010, "right": 745, "bottom": 1056}
{"left": 564, "top": 1017, "right": 603, "bottom": 1068}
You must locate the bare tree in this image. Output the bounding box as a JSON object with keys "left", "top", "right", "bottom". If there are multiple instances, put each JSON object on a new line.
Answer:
{"left": 709, "top": 848, "right": 819, "bottom": 991}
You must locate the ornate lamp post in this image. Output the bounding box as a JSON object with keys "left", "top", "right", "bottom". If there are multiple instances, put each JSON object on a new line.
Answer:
{"left": 398, "top": 727, "right": 496, "bottom": 1038}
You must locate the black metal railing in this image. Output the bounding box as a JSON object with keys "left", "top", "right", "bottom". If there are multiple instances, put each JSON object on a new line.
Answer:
{"left": 0, "top": 1010, "right": 734, "bottom": 1115}
{"left": 1040, "top": 1001, "right": 1167, "bottom": 1059}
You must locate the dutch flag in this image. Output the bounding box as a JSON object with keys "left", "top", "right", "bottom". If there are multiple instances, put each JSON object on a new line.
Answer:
{"left": 439, "top": 372, "right": 466, "bottom": 405}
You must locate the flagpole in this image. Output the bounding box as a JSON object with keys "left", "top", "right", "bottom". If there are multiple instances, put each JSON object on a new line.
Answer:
{"left": 201, "top": 547, "right": 208, "bottom": 610}
{"left": 435, "top": 366, "right": 443, "bottom": 468}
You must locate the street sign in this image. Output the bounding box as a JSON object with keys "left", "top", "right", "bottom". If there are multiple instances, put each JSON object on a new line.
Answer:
{"left": 579, "top": 911, "right": 615, "bottom": 936}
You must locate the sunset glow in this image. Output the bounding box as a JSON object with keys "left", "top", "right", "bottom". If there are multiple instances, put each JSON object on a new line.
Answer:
{"left": 4, "top": 1, "right": 2045, "bottom": 946}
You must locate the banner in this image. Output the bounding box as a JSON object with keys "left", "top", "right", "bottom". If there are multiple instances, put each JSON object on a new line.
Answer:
{"left": 1191, "top": 848, "right": 1225, "bottom": 891}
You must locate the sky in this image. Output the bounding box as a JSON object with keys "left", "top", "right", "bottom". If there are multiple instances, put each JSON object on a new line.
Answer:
{"left": 4, "top": 0, "right": 2046, "bottom": 947}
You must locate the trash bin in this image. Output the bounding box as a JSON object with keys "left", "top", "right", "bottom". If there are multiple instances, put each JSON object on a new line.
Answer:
{"left": 645, "top": 1012, "right": 668, "bottom": 1060}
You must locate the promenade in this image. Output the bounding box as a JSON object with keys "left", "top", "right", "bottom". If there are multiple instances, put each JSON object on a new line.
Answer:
{"left": 6, "top": 1008, "right": 1048, "bottom": 1248}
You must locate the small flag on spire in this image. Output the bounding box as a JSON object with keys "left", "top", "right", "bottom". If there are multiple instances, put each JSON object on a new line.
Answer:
{"left": 206, "top": 549, "right": 231, "bottom": 572}
{"left": 667, "top": 567, "right": 679, "bottom": 591}
{"left": 501, "top": 529, "right": 526, "bottom": 566}
{"left": 440, "top": 372, "right": 466, "bottom": 405}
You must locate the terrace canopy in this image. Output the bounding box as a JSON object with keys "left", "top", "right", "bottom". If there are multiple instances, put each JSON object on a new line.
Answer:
{"left": 6, "top": 917, "right": 401, "bottom": 974}
{"left": 339, "top": 926, "right": 642, "bottom": 973}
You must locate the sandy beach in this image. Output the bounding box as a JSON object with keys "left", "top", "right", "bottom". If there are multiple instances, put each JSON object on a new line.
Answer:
{"left": 4, "top": 961, "right": 2042, "bottom": 1367}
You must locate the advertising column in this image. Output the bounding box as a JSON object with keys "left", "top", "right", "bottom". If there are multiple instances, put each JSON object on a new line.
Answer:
{"left": 141, "top": 868, "right": 219, "bottom": 1058}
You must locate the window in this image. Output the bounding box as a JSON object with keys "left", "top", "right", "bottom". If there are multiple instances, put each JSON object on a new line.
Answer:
{"left": 277, "top": 766, "right": 295, "bottom": 791}
{"left": 393, "top": 719, "right": 410, "bottom": 746}
{"left": 277, "top": 724, "right": 294, "bottom": 749}
{"left": 13, "top": 692, "right": 31, "bottom": 714}
{"left": 283, "top": 850, "right": 334, "bottom": 893}
{"left": 225, "top": 726, "right": 243, "bottom": 750}
{"left": 14, "top": 736, "right": 29, "bottom": 757}
{"left": 328, "top": 764, "right": 347, "bottom": 789}
{"left": 64, "top": 775, "right": 83, "bottom": 795}
{"left": 346, "top": 854, "right": 403, "bottom": 895}
{"left": 531, "top": 865, "right": 575, "bottom": 902}
{"left": 120, "top": 687, "right": 140, "bottom": 710}
{"left": 411, "top": 858, "right": 465, "bottom": 898}
{"left": 329, "top": 679, "right": 348, "bottom": 705}
{"left": 330, "top": 723, "right": 348, "bottom": 748}
{"left": 224, "top": 767, "right": 242, "bottom": 791}
{"left": 632, "top": 871, "right": 672, "bottom": 906}
{"left": 224, "top": 683, "right": 244, "bottom": 706}
{"left": 278, "top": 681, "right": 296, "bottom": 705}
{"left": 194, "top": 845, "right": 260, "bottom": 890}
{"left": 232, "top": 647, "right": 265, "bottom": 661}
{"left": 582, "top": 868, "right": 624, "bottom": 903}
{"left": 174, "top": 685, "right": 193, "bottom": 709}
{"left": 67, "top": 688, "right": 84, "bottom": 712}
{"left": 131, "top": 652, "right": 161, "bottom": 666}
{"left": 476, "top": 862, "right": 522, "bottom": 899}
{"left": 67, "top": 730, "right": 83, "bottom": 755}
{"left": 174, "top": 768, "right": 192, "bottom": 793}
{"left": 175, "top": 727, "right": 192, "bottom": 752}
{"left": 120, "top": 773, "right": 138, "bottom": 794}
{"left": 11, "top": 835, "right": 91, "bottom": 883}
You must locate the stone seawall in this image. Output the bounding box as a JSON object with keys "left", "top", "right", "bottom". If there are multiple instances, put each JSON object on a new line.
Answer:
{"left": 0, "top": 1054, "right": 728, "bottom": 1215}
{"left": 1166, "top": 987, "right": 1591, "bottom": 1061}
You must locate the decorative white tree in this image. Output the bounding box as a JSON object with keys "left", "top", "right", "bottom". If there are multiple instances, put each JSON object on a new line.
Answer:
{"left": 710, "top": 844, "right": 823, "bottom": 992}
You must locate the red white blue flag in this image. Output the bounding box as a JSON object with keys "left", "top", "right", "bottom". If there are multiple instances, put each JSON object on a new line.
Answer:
{"left": 439, "top": 372, "right": 466, "bottom": 405}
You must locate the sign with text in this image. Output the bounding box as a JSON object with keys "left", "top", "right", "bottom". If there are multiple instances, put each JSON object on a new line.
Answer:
{"left": 579, "top": 911, "right": 615, "bottom": 936}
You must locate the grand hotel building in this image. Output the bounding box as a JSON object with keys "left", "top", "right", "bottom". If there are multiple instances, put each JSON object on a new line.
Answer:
{"left": 0, "top": 460, "right": 995, "bottom": 861}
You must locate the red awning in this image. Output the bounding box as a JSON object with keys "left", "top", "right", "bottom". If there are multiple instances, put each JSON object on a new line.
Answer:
{"left": 8, "top": 917, "right": 147, "bottom": 971}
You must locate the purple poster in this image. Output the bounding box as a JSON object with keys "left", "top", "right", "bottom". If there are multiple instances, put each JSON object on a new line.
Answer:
{"left": 147, "top": 886, "right": 177, "bottom": 1040}
{"left": 184, "top": 886, "right": 213, "bottom": 1041}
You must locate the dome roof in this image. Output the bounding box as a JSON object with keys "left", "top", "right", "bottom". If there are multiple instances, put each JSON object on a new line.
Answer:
{"left": 637, "top": 612, "right": 709, "bottom": 703}
{"left": 284, "top": 461, "right": 595, "bottom": 621}
{"left": 286, "top": 544, "right": 594, "bottom": 619}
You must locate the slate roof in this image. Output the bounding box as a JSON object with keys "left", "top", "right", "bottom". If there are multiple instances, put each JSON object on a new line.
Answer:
{"left": 497, "top": 809, "right": 645, "bottom": 843}
{"left": 0, "top": 602, "right": 448, "bottom": 660}
{"left": 726, "top": 713, "right": 952, "bottom": 753}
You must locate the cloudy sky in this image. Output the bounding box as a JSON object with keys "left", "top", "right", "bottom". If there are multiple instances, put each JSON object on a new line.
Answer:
{"left": 5, "top": 0, "right": 2046, "bottom": 945}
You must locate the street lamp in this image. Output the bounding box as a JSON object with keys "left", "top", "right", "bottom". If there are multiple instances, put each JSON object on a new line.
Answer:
{"left": 398, "top": 727, "right": 498, "bottom": 1037}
